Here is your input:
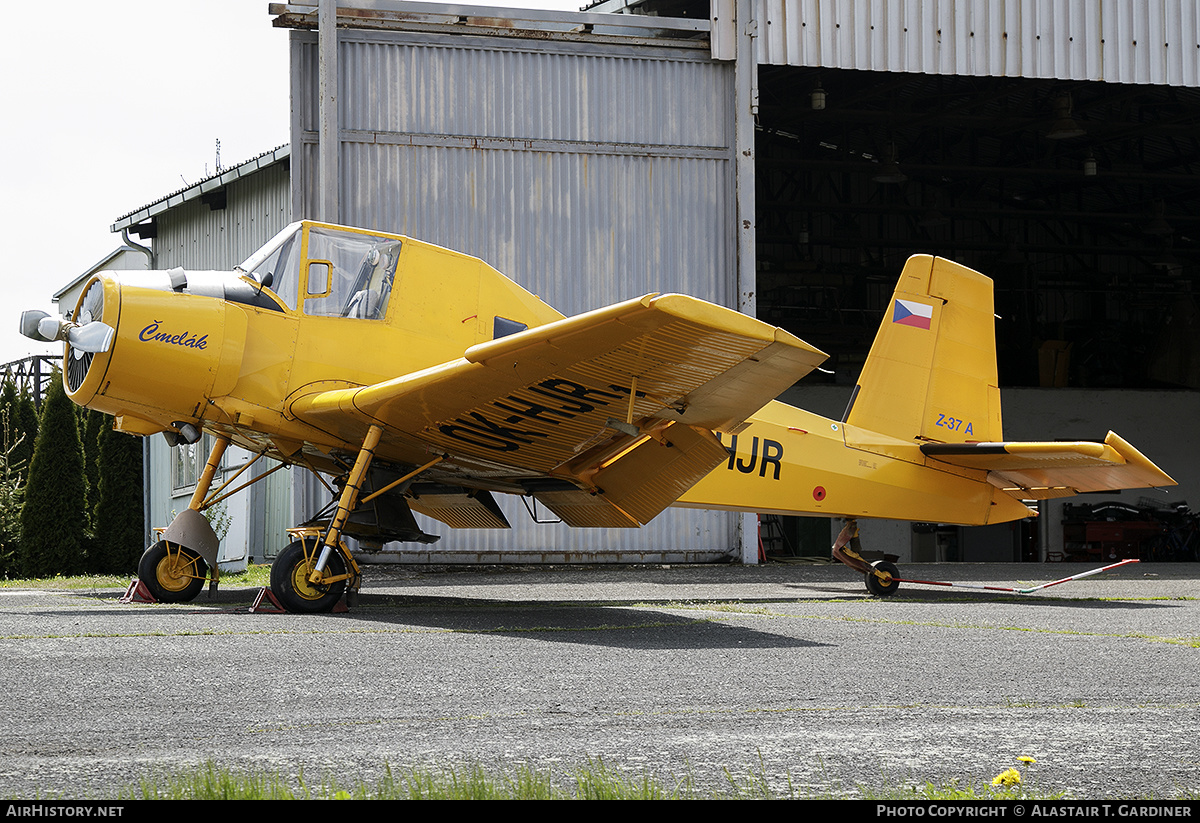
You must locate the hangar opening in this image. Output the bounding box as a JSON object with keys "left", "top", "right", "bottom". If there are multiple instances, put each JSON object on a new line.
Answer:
{"left": 591, "top": 0, "right": 1200, "bottom": 395}
{"left": 754, "top": 67, "right": 1200, "bottom": 392}
{"left": 745, "top": 59, "right": 1200, "bottom": 561}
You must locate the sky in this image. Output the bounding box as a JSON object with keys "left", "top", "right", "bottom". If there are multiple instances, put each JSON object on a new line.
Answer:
{"left": 0, "top": 0, "right": 585, "bottom": 365}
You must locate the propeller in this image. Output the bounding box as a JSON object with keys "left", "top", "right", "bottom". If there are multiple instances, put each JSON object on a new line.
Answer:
{"left": 19, "top": 309, "right": 115, "bottom": 354}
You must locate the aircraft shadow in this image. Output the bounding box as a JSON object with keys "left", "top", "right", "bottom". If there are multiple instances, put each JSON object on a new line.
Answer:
{"left": 42, "top": 588, "right": 832, "bottom": 650}
{"left": 345, "top": 594, "right": 835, "bottom": 650}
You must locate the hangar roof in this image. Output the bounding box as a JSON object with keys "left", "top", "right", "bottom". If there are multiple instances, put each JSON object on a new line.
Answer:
{"left": 110, "top": 145, "right": 291, "bottom": 234}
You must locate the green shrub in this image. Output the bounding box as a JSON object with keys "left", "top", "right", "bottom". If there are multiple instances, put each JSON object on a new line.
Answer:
{"left": 91, "top": 421, "right": 146, "bottom": 573}
{"left": 19, "top": 374, "right": 87, "bottom": 577}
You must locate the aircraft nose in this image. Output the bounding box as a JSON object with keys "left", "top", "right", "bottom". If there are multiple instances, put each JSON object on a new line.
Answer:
{"left": 62, "top": 279, "right": 115, "bottom": 393}
{"left": 19, "top": 277, "right": 117, "bottom": 400}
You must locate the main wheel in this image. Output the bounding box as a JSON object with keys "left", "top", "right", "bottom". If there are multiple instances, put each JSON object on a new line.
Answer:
{"left": 138, "top": 540, "right": 208, "bottom": 603}
{"left": 270, "top": 539, "right": 347, "bottom": 613}
{"left": 865, "top": 560, "right": 901, "bottom": 597}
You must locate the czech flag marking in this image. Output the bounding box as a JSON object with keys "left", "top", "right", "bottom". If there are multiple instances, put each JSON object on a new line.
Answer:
{"left": 892, "top": 298, "right": 933, "bottom": 329}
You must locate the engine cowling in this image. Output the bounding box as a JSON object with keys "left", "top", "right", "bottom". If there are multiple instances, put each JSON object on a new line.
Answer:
{"left": 64, "top": 274, "right": 246, "bottom": 436}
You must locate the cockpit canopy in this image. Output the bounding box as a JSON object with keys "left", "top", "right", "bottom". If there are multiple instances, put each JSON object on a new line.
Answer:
{"left": 239, "top": 222, "right": 400, "bottom": 320}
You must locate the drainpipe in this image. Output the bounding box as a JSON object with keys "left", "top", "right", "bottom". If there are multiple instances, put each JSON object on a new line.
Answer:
{"left": 120, "top": 228, "right": 155, "bottom": 270}
{"left": 121, "top": 227, "right": 155, "bottom": 548}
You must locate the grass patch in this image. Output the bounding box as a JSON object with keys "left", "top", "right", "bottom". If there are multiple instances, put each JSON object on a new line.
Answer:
{"left": 5, "top": 758, "right": 1137, "bottom": 801}
{"left": 0, "top": 572, "right": 131, "bottom": 590}
{"left": 110, "top": 760, "right": 703, "bottom": 800}
{"left": 0, "top": 564, "right": 272, "bottom": 591}
{"left": 221, "top": 564, "right": 272, "bottom": 588}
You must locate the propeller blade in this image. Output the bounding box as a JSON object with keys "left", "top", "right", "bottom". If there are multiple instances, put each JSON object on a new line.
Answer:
{"left": 67, "top": 322, "right": 116, "bottom": 354}
{"left": 19, "top": 310, "right": 56, "bottom": 343}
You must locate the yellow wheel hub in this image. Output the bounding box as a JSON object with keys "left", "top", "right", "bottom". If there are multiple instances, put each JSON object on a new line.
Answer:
{"left": 156, "top": 547, "right": 200, "bottom": 593}
{"left": 288, "top": 550, "right": 329, "bottom": 601}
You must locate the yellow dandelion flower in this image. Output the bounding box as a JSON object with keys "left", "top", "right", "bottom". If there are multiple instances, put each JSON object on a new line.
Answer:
{"left": 1018, "top": 756, "right": 1037, "bottom": 764}
{"left": 992, "top": 768, "right": 1022, "bottom": 787}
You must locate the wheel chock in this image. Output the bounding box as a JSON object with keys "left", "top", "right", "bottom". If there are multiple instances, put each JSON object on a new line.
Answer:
{"left": 120, "top": 579, "right": 157, "bottom": 604}
{"left": 249, "top": 587, "right": 288, "bottom": 613}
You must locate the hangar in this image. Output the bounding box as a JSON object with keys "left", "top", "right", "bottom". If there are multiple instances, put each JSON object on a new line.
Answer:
{"left": 90, "top": 0, "right": 1197, "bottom": 568}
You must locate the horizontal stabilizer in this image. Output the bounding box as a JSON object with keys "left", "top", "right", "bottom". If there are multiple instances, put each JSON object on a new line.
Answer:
{"left": 922, "top": 432, "right": 1176, "bottom": 499}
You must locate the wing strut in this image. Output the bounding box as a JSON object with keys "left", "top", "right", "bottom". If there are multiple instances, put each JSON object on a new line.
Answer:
{"left": 360, "top": 454, "right": 446, "bottom": 504}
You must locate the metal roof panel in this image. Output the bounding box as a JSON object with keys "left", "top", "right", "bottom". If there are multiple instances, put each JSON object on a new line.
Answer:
{"left": 110, "top": 145, "right": 291, "bottom": 232}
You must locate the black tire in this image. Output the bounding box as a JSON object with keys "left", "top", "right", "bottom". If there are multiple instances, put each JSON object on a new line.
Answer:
{"left": 270, "top": 539, "right": 347, "bottom": 613}
{"left": 865, "top": 560, "right": 901, "bottom": 597}
{"left": 138, "top": 540, "right": 208, "bottom": 603}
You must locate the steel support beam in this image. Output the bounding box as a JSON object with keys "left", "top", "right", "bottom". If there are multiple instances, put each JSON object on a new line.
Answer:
{"left": 734, "top": 0, "right": 758, "bottom": 565}
{"left": 318, "top": 0, "right": 339, "bottom": 223}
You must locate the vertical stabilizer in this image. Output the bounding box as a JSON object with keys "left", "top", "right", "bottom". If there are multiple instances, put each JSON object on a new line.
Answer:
{"left": 843, "top": 255, "right": 1002, "bottom": 444}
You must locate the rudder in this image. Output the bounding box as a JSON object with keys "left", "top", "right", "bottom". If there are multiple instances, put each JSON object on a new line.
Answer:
{"left": 843, "top": 255, "right": 1002, "bottom": 444}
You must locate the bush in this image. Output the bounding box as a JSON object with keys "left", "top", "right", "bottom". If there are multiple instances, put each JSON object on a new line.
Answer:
{"left": 91, "top": 421, "right": 146, "bottom": 573}
{"left": 12, "top": 389, "right": 38, "bottom": 484}
{"left": 19, "top": 374, "right": 88, "bottom": 577}
{"left": 0, "top": 424, "right": 23, "bottom": 578}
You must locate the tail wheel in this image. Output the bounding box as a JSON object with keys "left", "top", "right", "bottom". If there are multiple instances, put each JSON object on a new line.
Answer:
{"left": 138, "top": 540, "right": 208, "bottom": 603}
{"left": 865, "top": 560, "right": 901, "bottom": 597}
{"left": 271, "top": 539, "right": 347, "bottom": 613}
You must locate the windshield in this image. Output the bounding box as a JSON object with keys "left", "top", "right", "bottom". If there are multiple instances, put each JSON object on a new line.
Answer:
{"left": 240, "top": 223, "right": 303, "bottom": 309}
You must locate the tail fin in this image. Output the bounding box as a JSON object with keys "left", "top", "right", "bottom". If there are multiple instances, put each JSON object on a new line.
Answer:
{"left": 843, "top": 255, "right": 1002, "bottom": 444}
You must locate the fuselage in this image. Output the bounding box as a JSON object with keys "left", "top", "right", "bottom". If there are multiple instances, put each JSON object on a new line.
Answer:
{"left": 676, "top": 400, "right": 1032, "bottom": 525}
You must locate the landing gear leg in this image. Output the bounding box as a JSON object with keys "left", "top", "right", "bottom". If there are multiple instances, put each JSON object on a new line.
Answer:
{"left": 137, "top": 434, "right": 229, "bottom": 602}
{"left": 269, "top": 426, "right": 380, "bottom": 612}
{"left": 831, "top": 518, "right": 901, "bottom": 597}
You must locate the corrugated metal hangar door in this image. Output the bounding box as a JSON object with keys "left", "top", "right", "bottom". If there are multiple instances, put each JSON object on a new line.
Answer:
{"left": 287, "top": 24, "right": 742, "bottom": 563}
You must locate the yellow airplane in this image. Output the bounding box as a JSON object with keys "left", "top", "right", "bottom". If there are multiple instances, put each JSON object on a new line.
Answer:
{"left": 20, "top": 220, "right": 1174, "bottom": 610}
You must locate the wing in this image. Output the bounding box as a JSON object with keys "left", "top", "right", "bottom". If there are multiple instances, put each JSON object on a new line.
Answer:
{"left": 921, "top": 432, "right": 1176, "bottom": 500}
{"left": 290, "top": 293, "right": 827, "bottom": 526}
